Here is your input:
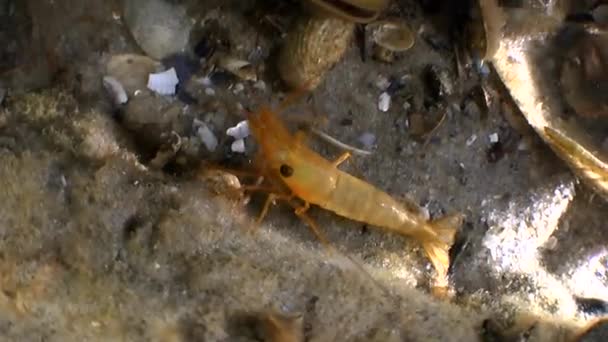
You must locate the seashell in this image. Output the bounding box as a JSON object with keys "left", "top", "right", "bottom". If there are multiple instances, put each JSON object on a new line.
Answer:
{"left": 147, "top": 67, "right": 179, "bottom": 95}
{"left": 304, "top": 0, "right": 389, "bottom": 23}
{"left": 279, "top": 15, "right": 355, "bottom": 90}
{"left": 216, "top": 55, "right": 257, "bottom": 82}
{"left": 368, "top": 19, "right": 415, "bottom": 52}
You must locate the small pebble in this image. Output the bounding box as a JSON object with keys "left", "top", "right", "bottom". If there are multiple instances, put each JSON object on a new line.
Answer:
{"left": 375, "top": 76, "right": 390, "bottom": 90}
{"left": 489, "top": 132, "right": 499, "bottom": 143}
{"left": 204, "top": 88, "right": 216, "bottom": 96}
{"left": 231, "top": 139, "right": 246, "bottom": 153}
{"left": 197, "top": 124, "right": 218, "bottom": 152}
{"left": 378, "top": 92, "right": 391, "bottom": 112}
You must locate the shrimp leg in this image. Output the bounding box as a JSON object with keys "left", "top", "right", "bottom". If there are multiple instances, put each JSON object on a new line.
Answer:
{"left": 292, "top": 201, "right": 331, "bottom": 249}
{"left": 332, "top": 152, "right": 351, "bottom": 167}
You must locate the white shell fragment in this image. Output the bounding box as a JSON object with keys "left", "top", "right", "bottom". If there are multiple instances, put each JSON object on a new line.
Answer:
{"left": 231, "top": 139, "right": 246, "bottom": 153}
{"left": 196, "top": 124, "right": 218, "bottom": 152}
{"left": 489, "top": 132, "right": 499, "bottom": 143}
{"left": 147, "top": 67, "right": 179, "bottom": 95}
{"left": 102, "top": 76, "right": 128, "bottom": 105}
{"left": 226, "top": 120, "right": 250, "bottom": 140}
{"left": 378, "top": 92, "right": 391, "bottom": 112}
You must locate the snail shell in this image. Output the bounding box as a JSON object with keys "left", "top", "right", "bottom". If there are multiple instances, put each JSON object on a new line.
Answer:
{"left": 279, "top": 15, "right": 355, "bottom": 90}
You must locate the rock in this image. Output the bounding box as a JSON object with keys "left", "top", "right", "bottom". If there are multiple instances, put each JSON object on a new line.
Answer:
{"left": 123, "top": 0, "right": 193, "bottom": 60}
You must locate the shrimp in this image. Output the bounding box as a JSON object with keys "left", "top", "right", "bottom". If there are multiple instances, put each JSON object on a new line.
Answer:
{"left": 244, "top": 94, "right": 464, "bottom": 291}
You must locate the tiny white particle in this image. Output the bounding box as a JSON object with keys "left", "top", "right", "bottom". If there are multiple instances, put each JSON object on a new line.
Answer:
{"left": 204, "top": 87, "right": 216, "bottom": 96}
{"left": 489, "top": 132, "right": 499, "bottom": 143}
{"left": 197, "top": 124, "right": 218, "bottom": 152}
{"left": 226, "top": 120, "right": 250, "bottom": 140}
{"left": 231, "top": 139, "right": 246, "bottom": 153}
{"left": 378, "top": 92, "right": 391, "bottom": 112}
{"left": 147, "top": 68, "right": 179, "bottom": 96}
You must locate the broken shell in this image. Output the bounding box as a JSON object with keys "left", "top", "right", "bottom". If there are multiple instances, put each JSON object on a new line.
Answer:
{"left": 368, "top": 19, "right": 415, "bottom": 52}
{"left": 279, "top": 15, "right": 355, "bottom": 90}
{"left": 216, "top": 55, "right": 257, "bottom": 82}
{"left": 305, "top": 0, "right": 389, "bottom": 23}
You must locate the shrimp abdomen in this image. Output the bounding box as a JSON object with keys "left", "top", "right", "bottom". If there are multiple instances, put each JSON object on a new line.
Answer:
{"left": 321, "top": 171, "right": 422, "bottom": 232}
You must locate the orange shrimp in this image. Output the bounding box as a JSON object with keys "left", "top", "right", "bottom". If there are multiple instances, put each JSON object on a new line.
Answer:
{"left": 244, "top": 95, "right": 464, "bottom": 290}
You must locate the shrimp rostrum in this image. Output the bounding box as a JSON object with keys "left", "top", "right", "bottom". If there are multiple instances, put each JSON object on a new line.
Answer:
{"left": 244, "top": 96, "right": 464, "bottom": 290}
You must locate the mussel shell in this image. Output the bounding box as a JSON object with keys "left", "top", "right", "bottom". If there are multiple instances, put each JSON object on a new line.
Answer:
{"left": 304, "top": 0, "right": 389, "bottom": 23}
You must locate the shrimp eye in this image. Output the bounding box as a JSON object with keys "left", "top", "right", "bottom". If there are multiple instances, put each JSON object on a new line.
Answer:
{"left": 279, "top": 164, "right": 294, "bottom": 177}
